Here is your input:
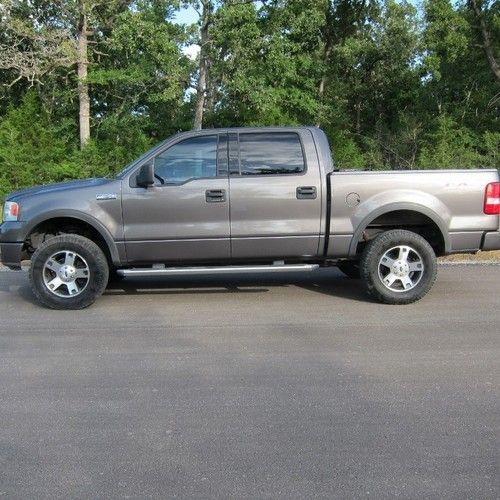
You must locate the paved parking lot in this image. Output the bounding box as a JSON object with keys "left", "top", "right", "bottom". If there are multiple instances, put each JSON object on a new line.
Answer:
{"left": 0, "top": 265, "right": 499, "bottom": 499}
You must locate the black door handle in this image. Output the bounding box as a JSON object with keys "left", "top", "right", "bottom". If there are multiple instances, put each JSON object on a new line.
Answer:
{"left": 296, "top": 186, "right": 317, "bottom": 199}
{"left": 205, "top": 189, "right": 226, "bottom": 203}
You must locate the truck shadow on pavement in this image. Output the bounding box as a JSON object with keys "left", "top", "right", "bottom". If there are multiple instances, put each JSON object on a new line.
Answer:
{"left": 11, "top": 268, "right": 368, "bottom": 306}
{"left": 103, "top": 268, "right": 368, "bottom": 302}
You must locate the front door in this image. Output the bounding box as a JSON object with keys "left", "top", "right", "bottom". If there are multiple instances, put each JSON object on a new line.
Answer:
{"left": 122, "top": 134, "right": 230, "bottom": 263}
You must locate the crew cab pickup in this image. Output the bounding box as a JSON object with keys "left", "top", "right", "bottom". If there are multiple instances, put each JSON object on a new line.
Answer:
{"left": 1, "top": 127, "right": 499, "bottom": 309}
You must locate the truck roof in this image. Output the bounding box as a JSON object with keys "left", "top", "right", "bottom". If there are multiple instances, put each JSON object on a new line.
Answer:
{"left": 171, "top": 125, "right": 321, "bottom": 135}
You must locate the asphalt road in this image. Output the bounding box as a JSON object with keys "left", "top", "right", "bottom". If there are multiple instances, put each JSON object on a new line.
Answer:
{"left": 0, "top": 265, "right": 499, "bottom": 499}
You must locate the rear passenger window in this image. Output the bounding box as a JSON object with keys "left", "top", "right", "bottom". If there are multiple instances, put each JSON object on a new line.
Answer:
{"left": 238, "top": 133, "right": 305, "bottom": 175}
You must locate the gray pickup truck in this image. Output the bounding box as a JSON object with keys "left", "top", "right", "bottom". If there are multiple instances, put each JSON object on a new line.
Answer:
{"left": 1, "top": 127, "right": 499, "bottom": 309}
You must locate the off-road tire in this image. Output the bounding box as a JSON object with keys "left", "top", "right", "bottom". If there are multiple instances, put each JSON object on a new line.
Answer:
{"left": 360, "top": 229, "right": 437, "bottom": 305}
{"left": 29, "top": 234, "right": 109, "bottom": 309}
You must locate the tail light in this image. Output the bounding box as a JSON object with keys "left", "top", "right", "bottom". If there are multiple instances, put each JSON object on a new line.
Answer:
{"left": 484, "top": 182, "right": 500, "bottom": 215}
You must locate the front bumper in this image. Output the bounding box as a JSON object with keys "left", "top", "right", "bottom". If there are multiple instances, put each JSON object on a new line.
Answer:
{"left": 0, "top": 222, "right": 27, "bottom": 269}
{"left": 0, "top": 242, "right": 24, "bottom": 269}
{"left": 482, "top": 231, "right": 500, "bottom": 251}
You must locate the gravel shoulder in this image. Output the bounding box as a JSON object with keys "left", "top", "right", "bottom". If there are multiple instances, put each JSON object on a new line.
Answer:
{"left": 439, "top": 249, "right": 500, "bottom": 263}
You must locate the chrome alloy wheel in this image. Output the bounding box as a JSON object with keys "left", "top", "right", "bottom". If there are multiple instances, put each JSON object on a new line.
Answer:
{"left": 42, "top": 250, "right": 90, "bottom": 298}
{"left": 377, "top": 245, "right": 424, "bottom": 293}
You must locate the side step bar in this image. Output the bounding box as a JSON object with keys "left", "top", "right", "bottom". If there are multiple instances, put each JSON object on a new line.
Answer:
{"left": 117, "top": 264, "right": 320, "bottom": 278}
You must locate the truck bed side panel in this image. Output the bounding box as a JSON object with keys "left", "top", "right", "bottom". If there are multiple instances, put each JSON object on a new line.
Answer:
{"left": 327, "top": 169, "right": 500, "bottom": 257}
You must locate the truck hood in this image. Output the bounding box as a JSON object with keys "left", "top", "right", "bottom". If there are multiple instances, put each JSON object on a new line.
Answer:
{"left": 6, "top": 178, "right": 116, "bottom": 201}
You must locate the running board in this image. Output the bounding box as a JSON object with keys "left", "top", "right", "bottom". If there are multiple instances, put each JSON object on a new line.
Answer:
{"left": 117, "top": 264, "right": 319, "bottom": 278}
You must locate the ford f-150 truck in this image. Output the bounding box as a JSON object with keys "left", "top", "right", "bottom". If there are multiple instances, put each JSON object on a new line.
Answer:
{"left": 1, "top": 127, "right": 499, "bottom": 309}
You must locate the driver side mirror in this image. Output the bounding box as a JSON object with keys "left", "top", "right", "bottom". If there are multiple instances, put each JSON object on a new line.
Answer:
{"left": 136, "top": 162, "right": 154, "bottom": 188}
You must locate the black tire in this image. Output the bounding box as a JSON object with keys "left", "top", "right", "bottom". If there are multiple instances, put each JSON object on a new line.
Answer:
{"left": 336, "top": 260, "right": 361, "bottom": 279}
{"left": 29, "top": 234, "right": 109, "bottom": 309}
{"left": 359, "top": 229, "right": 437, "bottom": 305}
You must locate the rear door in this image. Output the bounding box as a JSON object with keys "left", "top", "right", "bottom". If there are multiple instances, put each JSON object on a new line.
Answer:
{"left": 122, "top": 133, "right": 230, "bottom": 263}
{"left": 229, "top": 130, "right": 322, "bottom": 259}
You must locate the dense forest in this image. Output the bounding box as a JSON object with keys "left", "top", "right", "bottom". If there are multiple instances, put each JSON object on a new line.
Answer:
{"left": 0, "top": 0, "right": 498, "bottom": 197}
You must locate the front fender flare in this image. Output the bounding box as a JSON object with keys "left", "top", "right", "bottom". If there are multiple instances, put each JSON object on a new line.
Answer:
{"left": 22, "top": 209, "right": 122, "bottom": 266}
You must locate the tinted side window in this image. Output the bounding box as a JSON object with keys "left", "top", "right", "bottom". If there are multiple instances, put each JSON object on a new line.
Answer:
{"left": 238, "top": 133, "right": 305, "bottom": 176}
{"left": 154, "top": 135, "right": 217, "bottom": 185}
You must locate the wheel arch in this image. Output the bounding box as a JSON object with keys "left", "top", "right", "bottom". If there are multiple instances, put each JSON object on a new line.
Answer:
{"left": 348, "top": 202, "right": 450, "bottom": 257}
{"left": 23, "top": 210, "right": 122, "bottom": 266}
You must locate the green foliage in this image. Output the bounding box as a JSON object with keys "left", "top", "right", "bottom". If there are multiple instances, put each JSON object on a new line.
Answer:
{"left": 423, "top": 0, "right": 470, "bottom": 81}
{"left": 418, "top": 115, "right": 500, "bottom": 169}
{"left": 483, "top": 132, "right": 500, "bottom": 168}
{"left": 0, "top": 0, "right": 498, "bottom": 198}
{"left": 87, "top": 114, "right": 153, "bottom": 176}
{"left": 418, "top": 115, "right": 484, "bottom": 168}
{"left": 0, "top": 93, "right": 75, "bottom": 195}
{"left": 208, "top": 0, "right": 322, "bottom": 125}
{"left": 330, "top": 132, "right": 366, "bottom": 170}
{"left": 0, "top": 93, "right": 154, "bottom": 197}
{"left": 90, "top": 7, "right": 190, "bottom": 104}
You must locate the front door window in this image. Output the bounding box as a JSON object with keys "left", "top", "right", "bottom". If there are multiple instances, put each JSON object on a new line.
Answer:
{"left": 154, "top": 135, "right": 218, "bottom": 185}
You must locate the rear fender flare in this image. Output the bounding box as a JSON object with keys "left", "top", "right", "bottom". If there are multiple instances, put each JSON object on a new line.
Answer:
{"left": 348, "top": 201, "right": 450, "bottom": 257}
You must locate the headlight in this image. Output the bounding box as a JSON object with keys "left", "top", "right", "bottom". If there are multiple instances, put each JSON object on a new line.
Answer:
{"left": 2, "top": 201, "right": 19, "bottom": 222}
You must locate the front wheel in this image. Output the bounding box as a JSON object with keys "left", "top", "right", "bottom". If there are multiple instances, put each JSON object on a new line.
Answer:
{"left": 359, "top": 229, "right": 437, "bottom": 304}
{"left": 29, "top": 234, "right": 109, "bottom": 309}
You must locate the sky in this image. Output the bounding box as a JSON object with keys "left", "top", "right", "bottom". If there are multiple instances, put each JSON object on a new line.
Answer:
{"left": 173, "top": 5, "right": 198, "bottom": 25}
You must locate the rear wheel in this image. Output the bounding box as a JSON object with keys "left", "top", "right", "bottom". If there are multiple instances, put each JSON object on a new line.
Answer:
{"left": 29, "top": 234, "right": 109, "bottom": 309}
{"left": 360, "top": 229, "right": 437, "bottom": 304}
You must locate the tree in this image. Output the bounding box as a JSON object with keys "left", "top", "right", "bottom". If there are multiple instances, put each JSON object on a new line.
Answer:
{"left": 422, "top": 0, "right": 498, "bottom": 134}
{"left": 187, "top": 0, "right": 265, "bottom": 130}
{"left": 90, "top": 1, "right": 191, "bottom": 135}
{"left": 0, "top": 0, "right": 499, "bottom": 199}
{"left": 192, "top": 0, "right": 212, "bottom": 130}
{"left": 0, "top": 92, "right": 76, "bottom": 192}
{"left": 208, "top": 0, "right": 322, "bottom": 125}
{"left": 0, "top": 0, "right": 143, "bottom": 148}
{"left": 0, "top": 1, "right": 77, "bottom": 81}
{"left": 317, "top": 0, "right": 376, "bottom": 125}
{"left": 468, "top": 0, "right": 500, "bottom": 82}
{"left": 77, "top": 0, "right": 91, "bottom": 146}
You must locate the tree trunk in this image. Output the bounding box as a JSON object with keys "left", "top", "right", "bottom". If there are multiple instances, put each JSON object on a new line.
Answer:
{"left": 193, "top": 0, "right": 211, "bottom": 131}
{"left": 318, "top": 43, "right": 333, "bottom": 98}
{"left": 315, "top": 39, "right": 332, "bottom": 127}
{"left": 469, "top": 0, "right": 500, "bottom": 82}
{"left": 77, "top": 0, "right": 90, "bottom": 148}
{"left": 355, "top": 101, "right": 361, "bottom": 135}
{"left": 205, "top": 61, "right": 216, "bottom": 119}
{"left": 317, "top": 2, "right": 337, "bottom": 104}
